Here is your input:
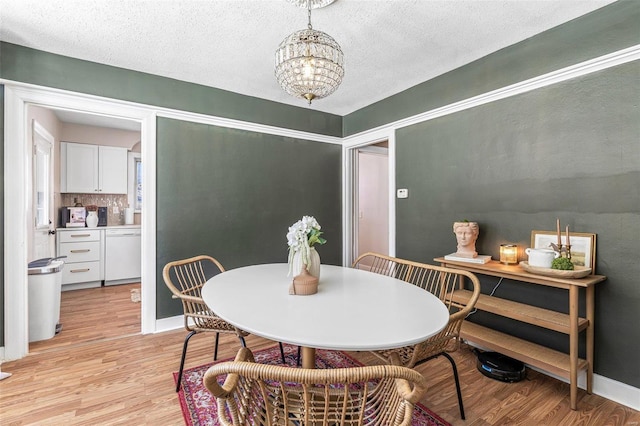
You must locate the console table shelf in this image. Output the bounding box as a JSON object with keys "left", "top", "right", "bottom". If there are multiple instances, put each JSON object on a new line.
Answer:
{"left": 460, "top": 321, "right": 589, "bottom": 379}
{"left": 451, "top": 290, "right": 590, "bottom": 334}
{"left": 435, "top": 257, "right": 606, "bottom": 410}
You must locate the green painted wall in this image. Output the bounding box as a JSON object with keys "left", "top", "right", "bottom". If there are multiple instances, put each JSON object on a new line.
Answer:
{"left": 155, "top": 118, "right": 342, "bottom": 318}
{"left": 0, "top": 42, "right": 342, "bottom": 347}
{"left": 394, "top": 61, "right": 640, "bottom": 387}
{"left": 1, "top": 0, "right": 639, "bottom": 394}
{"left": 0, "top": 42, "right": 342, "bottom": 137}
{"left": 339, "top": 0, "right": 640, "bottom": 388}
{"left": 344, "top": 1, "right": 640, "bottom": 136}
{"left": 0, "top": 86, "right": 4, "bottom": 345}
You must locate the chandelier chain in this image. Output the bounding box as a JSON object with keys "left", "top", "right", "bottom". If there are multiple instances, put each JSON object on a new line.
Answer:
{"left": 307, "top": 0, "right": 312, "bottom": 30}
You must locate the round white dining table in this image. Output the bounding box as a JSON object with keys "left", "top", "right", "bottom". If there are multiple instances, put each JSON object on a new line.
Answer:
{"left": 201, "top": 263, "right": 449, "bottom": 368}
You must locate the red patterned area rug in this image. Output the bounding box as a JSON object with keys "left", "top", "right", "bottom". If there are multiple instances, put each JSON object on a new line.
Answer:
{"left": 175, "top": 344, "right": 451, "bottom": 426}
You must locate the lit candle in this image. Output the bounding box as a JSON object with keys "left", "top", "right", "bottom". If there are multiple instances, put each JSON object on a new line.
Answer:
{"left": 556, "top": 218, "right": 561, "bottom": 246}
{"left": 566, "top": 225, "right": 570, "bottom": 246}
{"left": 500, "top": 244, "right": 518, "bottom": 264}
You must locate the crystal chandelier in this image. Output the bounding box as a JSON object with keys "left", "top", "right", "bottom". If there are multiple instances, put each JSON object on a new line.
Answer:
{"left": 275, "top": 0, "right": 344, "bottom": 105}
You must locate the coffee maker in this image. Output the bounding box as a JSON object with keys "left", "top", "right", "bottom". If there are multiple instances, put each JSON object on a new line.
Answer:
{"left": 59, "top": 207, "right": 86, "bottom": 227}
{"left": 97, "top": 207, "right": 108, "bottom": 226}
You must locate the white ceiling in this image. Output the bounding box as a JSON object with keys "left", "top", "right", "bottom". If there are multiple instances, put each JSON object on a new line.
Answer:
{"left": 1, "top": 0, "right": 616, "bottom": 119}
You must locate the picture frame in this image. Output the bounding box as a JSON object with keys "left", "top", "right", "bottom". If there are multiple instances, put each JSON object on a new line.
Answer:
{"left": 531, "top": 230, "right": 596, "bottom": 271}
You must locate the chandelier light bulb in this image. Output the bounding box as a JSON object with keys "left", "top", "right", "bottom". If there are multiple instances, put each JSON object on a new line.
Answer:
{"left": 302, "top": 58, "right": 314, "bottom": 79}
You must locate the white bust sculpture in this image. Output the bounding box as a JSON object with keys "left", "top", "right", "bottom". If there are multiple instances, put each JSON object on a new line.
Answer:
{"left": 453, "top": 221, "right": 479, "bottom": 258}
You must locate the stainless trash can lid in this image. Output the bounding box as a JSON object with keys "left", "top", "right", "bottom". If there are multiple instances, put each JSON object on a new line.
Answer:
{"left": 28, "top": 260, "right": 64, "bottom": 275}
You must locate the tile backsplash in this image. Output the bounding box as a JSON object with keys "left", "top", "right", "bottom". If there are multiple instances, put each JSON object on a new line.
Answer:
{"left": 59, "top": 193, "right": 135, "bottom": 226}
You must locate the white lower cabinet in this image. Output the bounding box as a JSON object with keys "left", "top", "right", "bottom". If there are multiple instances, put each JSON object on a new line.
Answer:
{"left": 56, "top": 229, "right": 104, "bottom": 291}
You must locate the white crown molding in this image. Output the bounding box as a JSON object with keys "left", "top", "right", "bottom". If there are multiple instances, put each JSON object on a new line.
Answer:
{"left": 2, "top": 43, "right": 638, "bottom": 407}
{"left": 156, "top": 109, "right": 342, "bottom": 145}
{"left": 341, "top": 44, "right": 640, "bottom": 408}
{"left": 344, "top": 44, "right": 640, "bottom": 142}
{"left": 0, "top": 79, "right": 343, "bottom": 146}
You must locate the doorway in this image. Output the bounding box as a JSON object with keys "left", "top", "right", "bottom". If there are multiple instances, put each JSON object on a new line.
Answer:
{"left": 26, "top": 105, "right": 144, "bottom": 353}
{"left": 343, "top": 132, "right": 395, "bottom": 267}
{"left": 356, "top": 145, "right": 389, "bottom": 261}
{"left": 3, "top": 85, "right": 156, "bottom": 361}
{"left": 31, "top": 120, "right": 56, "bottom": 261}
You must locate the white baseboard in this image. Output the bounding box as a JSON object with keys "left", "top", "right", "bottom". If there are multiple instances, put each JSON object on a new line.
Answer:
{"left": 584, "top": 371, "right": 640, "bottom": 411}
{"left": 525, "top": 365, "right": 640, "bottom": 411}
{"left": 154, "top": 315, "right": 184, "bottom": 334}
{"left": 466, "top": 341, "right": 639, "bottom": 410}
{"left": 150, "top": 319, "right": 640, "bottom": 410}
{"left": 5, "top": 320, "right": 638, "bottom": 411}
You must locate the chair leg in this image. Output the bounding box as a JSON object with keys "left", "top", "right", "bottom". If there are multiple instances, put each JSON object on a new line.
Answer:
{"left": 296, "top": 346, "right": 301, "bottom": 367}
{"left": 279, "top": 342, "right": 286, "bottom": 364}
{"left": 176, "top": 330, "right": 197, "bottom": 392}
{"left": 214, "top": 332, "right": 220, "bottom": 361}
{"left": 238, "top": 335, "right": 247, "bottom": 348}
{"left": 441, "top": 352, "right": 465, "bottom": 420}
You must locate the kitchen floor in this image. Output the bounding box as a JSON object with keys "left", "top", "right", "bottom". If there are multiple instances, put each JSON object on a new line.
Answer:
{"left": 28, "top": 283, "right": 141, "bottom": 354}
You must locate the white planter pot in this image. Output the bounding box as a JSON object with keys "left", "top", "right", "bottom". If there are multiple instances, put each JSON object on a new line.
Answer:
{"left": 290, "top": 247, "right": 321, "bottom": 279}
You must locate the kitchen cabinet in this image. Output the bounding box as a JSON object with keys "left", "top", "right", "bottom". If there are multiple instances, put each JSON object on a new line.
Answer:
{"left": 104, "top": 228, "right": 141, "bottom": 285}
{"left": 57, "top": 229, "right": 104, "bottom": 290}
{"left": 434, "top": 257, "right": 606, "bottom": 410}
{"left": 60, "top": 142, "right": 128, "bottom": 194}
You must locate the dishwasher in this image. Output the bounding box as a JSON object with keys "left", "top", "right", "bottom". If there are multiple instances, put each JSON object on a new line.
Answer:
{"left": 104, "top": 228, "right": 141, "bottom": 285}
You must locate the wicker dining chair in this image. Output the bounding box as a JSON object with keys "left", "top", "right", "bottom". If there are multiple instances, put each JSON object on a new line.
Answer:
{"left": 353, "top": 252, "right": 481, "bottom": 420}
{"left": 163, "top": 254, "right": 250, "bottom": 392}
{"left": 203, "top": 347, "right": 428, "bottom": 426}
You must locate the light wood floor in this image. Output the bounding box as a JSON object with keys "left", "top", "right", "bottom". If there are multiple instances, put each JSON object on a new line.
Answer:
{"left": 1, "top": 284, "right": 638, "bottom": 425}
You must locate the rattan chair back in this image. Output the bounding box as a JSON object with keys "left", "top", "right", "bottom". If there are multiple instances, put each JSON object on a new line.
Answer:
{"left": 353, "top": 252, "right": 480, "bottom": 419}
{"left": 203, "top": 347, "right": 428, "bottom": 426}
{"left": 353, "top": 252, "right": 480, "bottom": 366}
{"left": 163, "top": 255, "right": 249, "bottom": 392}
{"left": 163, "top": 255, "right": 241, "bottom": 334}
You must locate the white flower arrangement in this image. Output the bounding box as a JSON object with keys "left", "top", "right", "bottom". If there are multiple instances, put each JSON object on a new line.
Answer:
{"left": 287, "top": 215, "right": 326, "bottom": 275}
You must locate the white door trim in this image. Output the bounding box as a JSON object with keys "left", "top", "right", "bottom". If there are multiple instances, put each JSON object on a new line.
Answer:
{"left": 1, "top": 80, "right": 339, "bottom": 361}
{"left": 341, "top": 44, "right": 640, "bottom": 267}
{"left": 31, "top": 120, "right": 56, "bottom": 260}
{"left": 3, "top": 85, "right": 157, "bottom": 360}
{"left": 342, "top": 128, "right": 397, "bottom": 267}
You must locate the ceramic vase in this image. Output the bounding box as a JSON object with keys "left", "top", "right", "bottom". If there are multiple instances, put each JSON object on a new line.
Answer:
{"left": 289, "top": 265, "right": 319, "bottom": 296}
{"left": 291, "top": 247, "right": 321, "bottom": 279}
{"left": 86, "top": 211, "right": 99, "bottom": 228}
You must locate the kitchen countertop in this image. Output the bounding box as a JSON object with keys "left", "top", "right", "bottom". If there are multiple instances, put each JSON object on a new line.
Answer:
{"left": 56, "top": 224, "right": 141, "bottom": 231}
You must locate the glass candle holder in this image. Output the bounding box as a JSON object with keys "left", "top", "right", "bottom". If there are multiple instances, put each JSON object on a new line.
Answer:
{"left": 500, "top": 244, "right": 518, "bottom": 264}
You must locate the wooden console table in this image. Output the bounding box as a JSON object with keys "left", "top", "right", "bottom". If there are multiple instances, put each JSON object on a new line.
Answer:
{"left": 434, "top": 257, "right": 606, "bottom": 410}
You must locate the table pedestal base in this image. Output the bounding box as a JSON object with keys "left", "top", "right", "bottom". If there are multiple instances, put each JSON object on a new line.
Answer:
{"left": 301, "top": 346, "right": 316, "bottom": 369}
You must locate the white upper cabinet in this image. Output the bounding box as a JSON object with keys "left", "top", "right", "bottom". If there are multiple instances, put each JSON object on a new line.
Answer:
{"left": 61, "top": 142, "right": 128, "bottom": 194}
{"left": 98, "top": 146, "right": 128, "bottom": 194}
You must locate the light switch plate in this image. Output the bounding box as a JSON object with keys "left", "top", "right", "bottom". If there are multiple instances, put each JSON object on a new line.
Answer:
{"left": 397, "top": 188, "right": 408, "bottom": 199}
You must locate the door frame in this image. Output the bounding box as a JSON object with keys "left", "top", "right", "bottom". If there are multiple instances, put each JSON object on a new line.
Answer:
{"left": 342, "top": 128, "right": 396, "bottom": 267}
{"left": 3, "top": 84, "right": 157, "bottom": 360}
{"left": 355, "top": 145, "right": 389, "bottom": 259}
{"left": 31, "top": 120, "right": 56, "bottom": 261}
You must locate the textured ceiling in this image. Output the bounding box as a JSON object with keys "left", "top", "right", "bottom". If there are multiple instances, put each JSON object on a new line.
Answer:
{"left": 0, "top": 0, "right": 616, "bottom": 117}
